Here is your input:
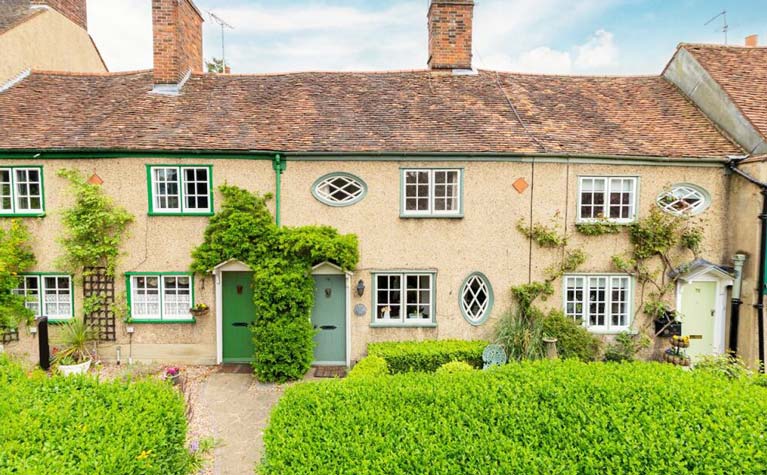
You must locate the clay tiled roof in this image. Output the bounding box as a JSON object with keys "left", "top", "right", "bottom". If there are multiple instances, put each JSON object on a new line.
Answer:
{"left": 682, "top": 44, "right": 767, "bottom": 139}
{"left": 0, "top": 0, "right": 38, "bottom": 34}
{"left": 0, "top": 69, "right": 742, "bottom": 158}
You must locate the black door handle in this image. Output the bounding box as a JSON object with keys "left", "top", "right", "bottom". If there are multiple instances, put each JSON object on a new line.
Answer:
{"left": 232, "top": 322, "right": 249, "bottom": 327}
{"left": 320, "top": 325, "right": 336, "bottom": 330}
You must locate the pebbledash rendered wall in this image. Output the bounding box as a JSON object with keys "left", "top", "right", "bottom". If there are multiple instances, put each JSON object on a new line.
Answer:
{"left": 3, "top": 156, "right": 731, "bottom": 364}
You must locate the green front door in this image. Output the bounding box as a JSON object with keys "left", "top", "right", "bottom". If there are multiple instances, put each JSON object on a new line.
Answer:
{"left": 222, "top": 272, "right": 256, "bottom": 363}
{"left": 681, "top": 281, "right": 717, "bottom": 361}
{"left": 311, "top": 274, "right": 346, "bottom": 364}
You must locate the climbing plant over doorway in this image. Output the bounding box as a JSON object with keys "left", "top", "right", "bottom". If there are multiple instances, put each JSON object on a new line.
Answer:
{"left": 191, "top": 186, "right": 359, "bottom": 382}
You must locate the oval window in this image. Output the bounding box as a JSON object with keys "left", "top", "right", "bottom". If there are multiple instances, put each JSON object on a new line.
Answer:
{"left": 656, "top": 184, "right": 710, "bottom": 216}
{"left": 460, "top": 272, "right": 493, "bottom": 325}
{"left": 312, "top": 173, "right": 367, "bottom": 207}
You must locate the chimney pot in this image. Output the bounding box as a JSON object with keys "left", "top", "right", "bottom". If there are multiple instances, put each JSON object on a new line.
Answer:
{"left": 427, "top": 0, "right": 474, "bottom": 70}
{"left": 152, "top": 0, "right": 204, "bottom": 88}
{"left": 746, "top": 34, "right": 758, "bottom": 47}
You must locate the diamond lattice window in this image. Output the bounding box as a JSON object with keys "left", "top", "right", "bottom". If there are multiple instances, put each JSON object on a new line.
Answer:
{"left": 656, "top": 184, "right": 710, "bottom": 216}
{"left": 313, "top": 173, "right": 366, "bottom": 206}
{"left": 461, "top": 273, "right": 492, "bottom": 325}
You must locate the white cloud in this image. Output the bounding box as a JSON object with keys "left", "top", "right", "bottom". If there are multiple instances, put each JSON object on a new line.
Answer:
{"left": 87, "top": 0, "right": 152, "bottom": 71}
{"left": 574, "top": 29, "right": 618, "bottom": 70}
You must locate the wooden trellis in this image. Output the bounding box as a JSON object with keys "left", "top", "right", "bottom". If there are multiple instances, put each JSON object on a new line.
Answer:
{"left": 1, "top": 328, "right": 19, "bottom": 344}
{"left": 83, "top": 267, "right": 116, "bottom": 341}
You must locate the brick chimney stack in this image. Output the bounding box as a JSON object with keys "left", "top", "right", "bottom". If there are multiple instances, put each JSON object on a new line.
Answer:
{"left": 152, "top": 0, "right": 204, "bottom": 88}
{"left": 427, "top": 0, "right": 474, "bottom": 70}
{"left": 30, "top": 0, "right": 87, "bottom": 30}
{"left": 745, "top": 34, "right": 759, "bottom": 47}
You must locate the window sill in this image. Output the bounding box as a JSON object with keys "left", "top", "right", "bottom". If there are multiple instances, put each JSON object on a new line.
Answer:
{"left": 126, "top": 319, "right": 196, "bottom": 324}
{"left": 0, "top": 213, "right": 45, "bottom": 218}
{"left": 575, "top": 219, "right": 633, "bottom": 225}
{"left": 370, "top": 322, "right": 437, "bottom": 328}
{"left": 586, "top": 328, "right": 634, "bottom": 335}
{"left": 148, "top": 212, "right": 214, "bottom": 217}
{"left": 46, "top": 318, "right": 73, "bottom": 325}
{"left": 400, "top": 214, "right": 463, "bottom": 219}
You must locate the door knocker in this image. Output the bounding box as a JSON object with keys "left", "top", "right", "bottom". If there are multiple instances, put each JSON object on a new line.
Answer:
{"left": 325, "top": 288, "right": 332, "bottom": 298}
{"left": 237, "top": 285, "right": 243, "bottom": 295}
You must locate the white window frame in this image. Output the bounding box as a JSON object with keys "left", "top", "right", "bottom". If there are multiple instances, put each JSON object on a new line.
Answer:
{"left": 0, "top": 167, "right": 44, "bottom": 216}
{"left": 128, "top": 274, "right": 194, "bottom": 321}
{"left": 312, "top": 172, "right": 367, "bottom": 207}
{"left": 656, "top": 183, "right": 711, "bottom": 216}
{"left": 11, "top": 274, "right": 73, "bottom": 320}
{"left": 577, "top": 176, "right": 638, "bottom": 224}
{"left": 149, "top": 166, "right": 212, "bottom": 215}
{"left": 372, "top": 272, "right": 436, "bottom": 326}
{"left": 401, "top": 168, "right": 462, "bottom": 217}
{"left": 563, "top": 274, "right": 631, "bottom": 333}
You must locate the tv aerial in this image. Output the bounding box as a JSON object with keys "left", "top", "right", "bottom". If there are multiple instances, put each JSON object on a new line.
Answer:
{"left": 704, "top": 10, "right": 728, "bottom": 44}
{"left": 208, "top": 11, "right": 234, "bottom": 71}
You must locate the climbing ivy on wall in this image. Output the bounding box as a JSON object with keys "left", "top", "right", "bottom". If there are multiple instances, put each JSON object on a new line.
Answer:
{"left": 191, "top": 186, "right": 359, "bottom": 382}
{"left": 57, "top": 169, "right": 134, "bottom": 277}
{"left": 0, "top": 220, "right": 36, "bottom": 329}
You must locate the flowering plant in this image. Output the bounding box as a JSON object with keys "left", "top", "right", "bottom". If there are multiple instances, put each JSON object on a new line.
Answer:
{"left": 191, "top": 303, "right": 208, "bottom": 311}
{"left": 164, "top": 366, "right": 181, "bottom": 378}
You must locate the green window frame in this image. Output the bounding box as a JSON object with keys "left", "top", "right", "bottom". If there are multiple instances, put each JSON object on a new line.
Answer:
{"left": 11, "top": 273, "right": 73, "bottom": 322}
{"left": 0, "top": 166, "right": 45, "bottom": 217}
{"left": 370, "top": 271, "right": 437, "bottom": 327}
{"left": 125, "top": 272, "right": 196, "bottom": 323}
{"left": 400, "top": 168, "right": 464, "bottom": 218}
{"left": 459, "top": 272, "right": 494, "bottom": 325}
{"left": 146, "top": 165, "right": 213, "bottom": 216}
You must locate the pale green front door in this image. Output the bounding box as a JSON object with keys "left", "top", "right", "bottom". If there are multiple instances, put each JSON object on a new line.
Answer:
{"left": 680, "top": 281, "right": 717, "bottom": 361}
{"left": 222, "top": 272, "right": 256, "bottom": 363}
{"left": 311, "top": 274, "right": 346, "bottom": 364}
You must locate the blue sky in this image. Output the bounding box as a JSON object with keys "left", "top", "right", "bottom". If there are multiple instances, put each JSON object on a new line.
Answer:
{"left": 88, "top": 0, "right": 767, "bottom": 75}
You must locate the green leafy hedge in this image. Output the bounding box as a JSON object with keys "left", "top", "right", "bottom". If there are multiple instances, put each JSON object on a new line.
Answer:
{"left": 0, "top": 356, "right": 194, "bottom": 474}
{"left": 260, "top": 360, "right": 767, "bottom": 474}
{"left": 347, "top": 356, "right": 389, "bottom": 379}
{"left": 367, "top": 340, "right": 487, "bottom": 373}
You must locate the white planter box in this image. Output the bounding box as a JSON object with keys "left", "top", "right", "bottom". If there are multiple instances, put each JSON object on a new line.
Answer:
{"left": 58, "top": 359, "right": 91, "bottom": 376}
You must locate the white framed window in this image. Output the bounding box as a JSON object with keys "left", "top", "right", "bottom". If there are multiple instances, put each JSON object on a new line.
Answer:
{"left": 0, "top": 167, "right": 44, "bottom": 216}
{"left": 148, "top": 166, "right": 212, "bottom": 215}
{"left": 312, "top": 173, "right": 367, "bottom": 206}
{"left": 11, "top": 274, "right": 72, "bottom": 320}
{"left": 578, "top": 177, "right": 637, "bottom": 223}
{"left": 373, "top": 272, "right": 435, "bottom": 325}
{"left": 564, "top": 275, "right": 630, "bottom": 333}
{"left": 656, "top": 184, "right": 710, "bottom": 216}
{"left": 460, "top": 272, "right": 493, "bottom": 325}
{"left": 128, "top": 274, "right": 193, "bottom": 321}
{"left": 401, "top": 169, "right": 462, "bottom": 217}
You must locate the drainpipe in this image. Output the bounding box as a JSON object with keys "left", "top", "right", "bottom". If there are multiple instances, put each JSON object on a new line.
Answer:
{"left": 729, "top": 254, "right": 746, "bottom": 355}
{"left": 727, "top": 159, "right": 767, "bottom": 371}
{"left": 272, "top": 153, "right": 286, "bottom": 226}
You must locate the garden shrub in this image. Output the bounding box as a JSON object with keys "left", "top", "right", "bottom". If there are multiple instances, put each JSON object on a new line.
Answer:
{"left": 191, "top": 186, "right": 358, "bottom": 382}
{"left": 367, "top": 340, "right": 487, "bottom": 373}
{"left": 693, "top": 353, "right": 753, "bottom": 379}
{"left": 494, "top": 307, "right": 545, "bottom": 361}
{"left": 347, "top": 356, "right": 389, "bottom": 379}
{"left": 604, "top": 331, "right": 651, "bottom": 362}
{"left": 260, "top": 360, "right": 767, "bottom": 474}
{"left": 0, "top": 220, "right": 36, "bottom": 329}
{"left": 0, "top": 356, "right": 194, "bottom": 474}
{"left": 541, "top": 310, "right": 602, "bottom": 361}
{"left": 435, "top": 361, "right": 474, "bottom": 375}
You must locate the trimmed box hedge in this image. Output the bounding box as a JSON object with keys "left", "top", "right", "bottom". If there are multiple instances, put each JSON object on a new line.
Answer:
{"left": 367, "top": 339, "right": 487, "bottom": 373}
{"left": 260, "top": 360, "right": 767, "bottom": 474}
{"left": 0, "top": 356, "right": 194, "bottom": 474}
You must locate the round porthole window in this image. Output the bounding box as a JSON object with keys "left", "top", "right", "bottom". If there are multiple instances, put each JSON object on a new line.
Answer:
{"left": 460, "top": 272, "right": 493, "bottom": 325}
{"left": 656, "top": 184, "right": 710, "bottom": 216}
{"left": 312, "top": 173, "right": 367, "bottom": 207}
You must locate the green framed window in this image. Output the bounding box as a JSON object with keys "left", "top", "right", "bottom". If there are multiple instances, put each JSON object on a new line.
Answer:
{"left": 312, "top": 172, "right": 367, "bottom": 207}
{"left": 146, "top": 165, "right": 213, "bottom": 215}
{"left": 0, "top": 166, "right": 45, "bottom": 217}
{"left": 371, "top": 271, "right": 436, "bottom": 327}
{"left": 126, "top": 273, "right": 194, "bottom": 322}
{"left": 563, "top": 274, "right": 631, "bottom": 333}
{"left": 400, "top": 168, "right": 463, "bottom": 218}
{"left": 11, "top": 273, "right": 73, "bottom": 321}
{"left": 460, "top": 272, "right": 493, "bottom": 325}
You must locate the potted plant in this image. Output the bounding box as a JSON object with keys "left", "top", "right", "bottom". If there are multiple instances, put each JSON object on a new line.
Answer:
{"left": 53, "top": 318, "right": 97, "bottom": 376}
{"left": 380, "top": 306, "right": 391, "bottom": 319}
{"left": 164, "top": 366, "right": 181, "bottom": 385}
{"left": 190, "top": 303, "right": 209, "bottom": 318}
